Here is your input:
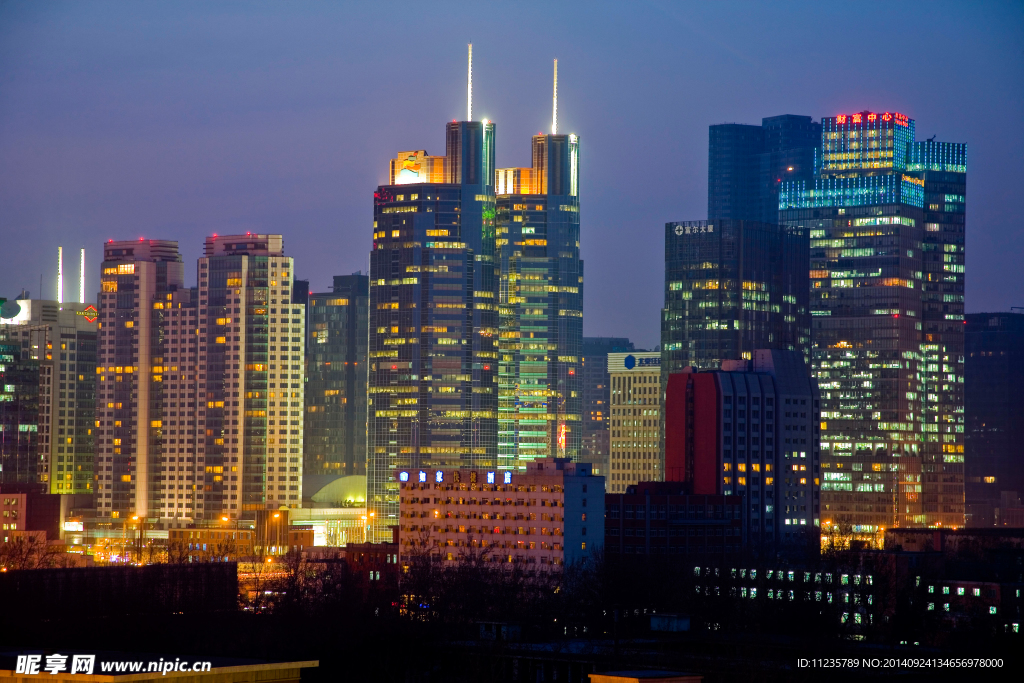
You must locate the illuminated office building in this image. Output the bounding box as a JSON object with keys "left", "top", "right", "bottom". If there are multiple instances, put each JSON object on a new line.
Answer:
{"left": 661, "top": 219, "right": 810, "bottom": 374}
{"left": 0, "top": 297, "right": 98, "bottom": 494}
{"left": 608, "top": 352, "right": 662, "bottom": 493}
{"left": 304, "top": 273, "right": 369, "bottom": 477}
{"left": 496, "top": 61, "right": 582, "bottom": 470}
{"left": 367, "top": 56, "right": 498, "bottom": 540}
{"left": 779, "top": 110, "right": 966, "bottom": 530}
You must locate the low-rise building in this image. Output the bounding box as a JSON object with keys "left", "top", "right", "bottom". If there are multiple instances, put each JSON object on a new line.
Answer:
{"left": 398, "top": 458, "right": 603, "bottom": 569}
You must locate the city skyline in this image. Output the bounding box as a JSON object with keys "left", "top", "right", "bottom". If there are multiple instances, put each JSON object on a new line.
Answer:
{"left": 1, "top": 2, "right": 1021, "bottom": 350}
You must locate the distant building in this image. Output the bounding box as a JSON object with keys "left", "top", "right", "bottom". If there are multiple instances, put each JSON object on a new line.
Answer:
{"left": 708, "top": 115, "right": 821, "bottom": 224}
{"left": 965, "top": 312, "right": 1024, "bottom": 526}
{"left": 664, "top": 349, "right": 819, "bottom": 555}
{"left": 661, "top": 219, "right": 809, "bottom": 374}
{"left": 304, "top": 273, "right": 369, "bottom": 477}
{"left": 581, "top": 337, "right": 634, "bottom": 482}
{"left": 604, "top": 482, "right": 743, "bottom": 560}
{"left": 608, "top": 352, "right": 662, "bottom": 493}
{"left": 397, "top": 458, "right": 602, "bottom": 569}
{"left": 0, "top": 298, "right": 99, "bottom": 493}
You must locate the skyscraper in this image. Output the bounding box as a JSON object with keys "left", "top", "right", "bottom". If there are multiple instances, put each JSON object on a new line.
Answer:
{"left": 964, "top": 312, "right": 1024, "bottom": 527}
{"left": 366, "top": 46, "right": 498, "bottom": 540}
{"left": 96, "top": 240, "right": 186, "bottom": 519}
{"left": 581, "top": 337, "right": 633, "bottom": 481}
{"left": 304, "top": 273, "right": 369, "bottom": 477}
{"left": 0, "top": 296, "right": 99, "bottom": 494}
{"left": 708, "top": 115, "right": 820, "bottom": 223}
{"left": 496, "top": 60, "right": 583, "bottom": 470}
{"left": 96, "top": 235, "right": 302, "bottom": 524}
{"left": 661, "top": 219, "right": 810, "bottom": 375}
{"left": 198, "top": 235, "right": 305, "bottom": 517}
{"left": 779, "top": 110, "right": 966, "bottom": 530}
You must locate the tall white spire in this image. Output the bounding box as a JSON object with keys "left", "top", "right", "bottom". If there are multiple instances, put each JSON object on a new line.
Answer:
{"left": 79, "top": 247, "right": 85, "bottom": 304}
{"left": 57, "top": 246, "right": 63, "bottom": 305}
{"left": 467, "top": 43, "right": 473, "bottom": 122}
{"left": 552, "top": 58, "right": 558, "bottom": 135}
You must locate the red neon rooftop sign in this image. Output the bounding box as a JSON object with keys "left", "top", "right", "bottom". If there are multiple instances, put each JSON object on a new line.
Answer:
{"left": 834, "top": 112, "right": 909, "bottom": 127}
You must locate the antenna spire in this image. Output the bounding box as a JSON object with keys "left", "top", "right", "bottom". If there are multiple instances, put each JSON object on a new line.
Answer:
{"left": 79, "top": 247, "right": 85, "bottom": 304}
{"left": 57, "top": 246, "right": 63, "bottom": 306}
{"left": 467, "top": 43, "right": 473, "bottom": 122}
{"left": 552, "top": 59, "right": 558, "bottom": 135}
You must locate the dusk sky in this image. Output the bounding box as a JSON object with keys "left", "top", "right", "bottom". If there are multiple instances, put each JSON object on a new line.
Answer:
{"left": 1, "top": 1, "right": 1021, "bottom": 349}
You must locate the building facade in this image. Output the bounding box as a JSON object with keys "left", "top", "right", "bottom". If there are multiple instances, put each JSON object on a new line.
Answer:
{"left": 198, "top": 235, "right": 305, "bottom": 518}
{"left": 304, "top": 273, "right": 369, "bottom": 477}
{"left": 664, "top": 349, "right": 820, "bottom": 554}
{"left": 708, "top": 115, "right": 820, "bottom": 224}
{"left": 661, "top": 219, "right": 810, "bottom": 375}
{"left": 0, "top": 341, "right": 40, "bottom": 488}
{"left": 779, "top": 110, "right": 966, "bottom": 530}
{"left": 367, "top": 120, "right": 498, "bottom": 541}
{"left": 0, "top": 298, "right": 99, "bottom": 494}
{"left": 964, "top": 313, "right": 1024, "bottom": 526}
{"left": 496, "top": 132, "right": 583, "bottom": 469}
{"left": 608, "top": 352, "right": 662, "bottom": 493}
{"left": 580, "top": 337, "right": 633, "bottom": 483}
{"left": 397, "top": 457, "right": 602, "bottom": 569}
{"left": 96, "top": 240, "right": 186, "bottom": 520}
{"left": 96, "top": 235, "right": 302, "bottom": 525}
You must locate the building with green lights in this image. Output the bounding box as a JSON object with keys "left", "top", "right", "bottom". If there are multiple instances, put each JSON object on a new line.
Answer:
{"left": 779, "top": 111, "right": 966, "bottom": 531}
{"left": 495, "top": 132, "right": 582, "bottom": 470}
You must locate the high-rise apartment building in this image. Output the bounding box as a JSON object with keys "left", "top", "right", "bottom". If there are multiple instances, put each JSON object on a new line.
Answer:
{"left": 661, "top": 219, "right": 809, "bottom": 375}
{"left": 779, "top": 110, "right": 966, "bottom": 530}
{"left": 964, "top": 313, "right": 1024, "bottom": 527}
{"left": 198, "top": 235, "right": 305, "bottom": 517}
{"left": 96, "top": 235, "right": 302, "bottom": 524}
{"left": 496, "top": 125, "right": 582, "bottom": 470}
{"left": 664, "top": 349, "right": 820, "bottom": 554}
{"left": 97, "top": 239, "right": 187, "bottom": 519}
{"left": 608, "top": 352, "right": 662, "bottom": 493}
{"left": 708, "top": 115, "right": 820, "bottom": 223}
{"left": 304, "top": 273, "right": 369, "bottom": 477}
{"left": 580, "top": 337, "right": 633, "bottom": 480}
{"left": 367, "top": 114, "right": 498, "bottom": 541}
{"left": 0, "top": 297, "right": 98, "bottom": 494}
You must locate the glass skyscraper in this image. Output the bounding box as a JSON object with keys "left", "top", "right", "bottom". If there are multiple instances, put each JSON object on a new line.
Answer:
{"left": 709, "top": 115, "right": 821, "bottom": 223}
{"left": 661, "top": 218, "right": 810, "bottom": 375}
{"left": 779, "top": 110, "right": 966, "bottom": 531}
{"left": 367, "top": 120, "right": 498, "bottom": 541}
{"left": 495, "top": 132, "right": 582, "bottom": 470}
{"left": 304, "top": 273, "right": 369, "bottom": 477}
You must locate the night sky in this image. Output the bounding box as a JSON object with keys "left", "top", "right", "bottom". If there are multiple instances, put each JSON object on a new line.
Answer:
{"left": 1, "top": 1, "right": 1021, "bottom": 349}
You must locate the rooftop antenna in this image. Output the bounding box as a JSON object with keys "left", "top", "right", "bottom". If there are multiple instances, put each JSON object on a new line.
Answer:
{"left": 552, "top": 59, "right": 558, "bottom": 135}
{"left": 467, "top": 43, "right": 473, "bottom": 122}
{"left": 79, "top": 247, "right": 85, "bottom": 304}
{"left": 57, "top": 246, "right": 64, "bottom": 307}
